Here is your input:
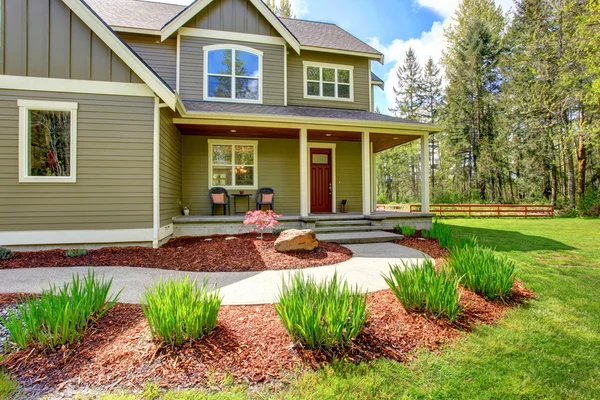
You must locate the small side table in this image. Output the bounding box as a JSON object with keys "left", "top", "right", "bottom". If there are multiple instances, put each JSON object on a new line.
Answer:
{"left": 232, "top": 194, "right": 252, "bottom": 215}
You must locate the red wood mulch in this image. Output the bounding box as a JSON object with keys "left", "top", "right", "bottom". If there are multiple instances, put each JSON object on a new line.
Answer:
{"left": 0, "top": 234, "right": 352, "bottom": 272}
{"left": 0, "top": 238, "right": 536, "bottom": 393}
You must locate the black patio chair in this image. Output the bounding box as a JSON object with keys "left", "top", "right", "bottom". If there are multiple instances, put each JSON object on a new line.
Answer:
{"left": 255, "top": 187, "right": 275, "bottom": 211}
{"left": 209, "top": 187, "right": 231, "bottom": 215}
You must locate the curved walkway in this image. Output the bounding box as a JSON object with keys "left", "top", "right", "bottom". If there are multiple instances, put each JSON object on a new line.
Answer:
{"left": 0, "top": 243, "right": 427, "bottom": 306}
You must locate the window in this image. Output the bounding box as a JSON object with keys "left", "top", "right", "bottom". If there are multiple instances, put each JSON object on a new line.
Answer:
{"left": 204, "top": 45, "right": 263, "bottom": 103}
{"left": 18, "top": 100, "right": 78, "bottom": 183}
{"left": 304, "top": 62, "right": 353, "bottom": 101}
{"left": 208, "top": 140, "right": 258, "bottom": 189}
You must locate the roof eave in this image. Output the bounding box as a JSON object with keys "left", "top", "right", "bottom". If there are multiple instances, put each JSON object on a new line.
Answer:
{"left": 301, "top": 45, "right": 384, "bottom": 64}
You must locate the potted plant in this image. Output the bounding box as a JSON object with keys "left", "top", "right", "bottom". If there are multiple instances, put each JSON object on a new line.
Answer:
{"left": 183, "top": 206, "right": 190, "bottom": 216}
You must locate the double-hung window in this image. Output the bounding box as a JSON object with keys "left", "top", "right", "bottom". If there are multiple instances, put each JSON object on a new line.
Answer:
{"left": 18, "top": 100, "right": 78, "bottom": 183}
{"left": 204, "top": 45, "right": 263, "bottom": 103}
{"left": 209, "top": 140, "right": 258, "bottom": 189}
{"left": 304, "top": 62, "right": 353, "bottom": 101}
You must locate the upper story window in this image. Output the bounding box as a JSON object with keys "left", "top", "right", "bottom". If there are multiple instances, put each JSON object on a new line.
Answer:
{"left": 18, "top": 100, "right": 78, "bottom": 183}
{"left": 203, "top": 45, "right": 263, "bottom": 104}
{"left": 303, "top": 62, "right": 354, "bottom": 102}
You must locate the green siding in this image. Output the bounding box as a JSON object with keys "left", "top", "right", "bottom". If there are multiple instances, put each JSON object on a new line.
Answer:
{"left": 287, "top": 50, "right": 371, "bottom": 111}
{"left": 159, "top": 108, "right": 183, "bottom": 227}
{"left": 0, "top": 89, "right": 154, "bottom": 231}
{"left": 334, "top": 141, "right": 363, "bottom": 213}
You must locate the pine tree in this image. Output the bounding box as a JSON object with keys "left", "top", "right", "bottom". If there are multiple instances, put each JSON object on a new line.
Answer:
{"left": 266, "top": 0, "right": 295, "bottom": 18}
{"left": 389, "top": 47, "right": 423, "bottom": 121}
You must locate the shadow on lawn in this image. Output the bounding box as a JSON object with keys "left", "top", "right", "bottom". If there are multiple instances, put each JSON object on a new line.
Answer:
{"left": 450, "top": 226, "right": 576, "bottom": 253}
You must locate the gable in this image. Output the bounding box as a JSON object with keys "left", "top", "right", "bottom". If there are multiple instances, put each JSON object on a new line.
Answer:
{"left": 0, "top": 0, "right": 141, "bottom": 83}
{"left": 183, "top": 0, "right": 280, "bottom": 37}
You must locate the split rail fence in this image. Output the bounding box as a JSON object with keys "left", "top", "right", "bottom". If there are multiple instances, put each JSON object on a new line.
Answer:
{"left": 377, "top": 204, "right": 554, "bottom": 218}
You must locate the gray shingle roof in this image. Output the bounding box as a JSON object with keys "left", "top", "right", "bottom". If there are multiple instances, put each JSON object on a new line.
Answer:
{"left": 371, "top": 72, "right": 384, "bottom": 84}
{"left": 183, "top": 101, "right": 426, "bottom": 126}
{"left": 84, "top": 0, "right": 184, "bottom": 31}
{"left": 84, "top": 0, "right": 383, "bottom": 57}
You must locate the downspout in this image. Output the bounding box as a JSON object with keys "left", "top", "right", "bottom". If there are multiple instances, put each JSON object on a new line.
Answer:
{"left": 153, "top": 98, "right": 170, "bottom": 248}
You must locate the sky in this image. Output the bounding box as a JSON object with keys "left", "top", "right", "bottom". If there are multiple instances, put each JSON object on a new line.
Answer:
{"left": 150, "top": 0, "right": 515, "bottom": 114}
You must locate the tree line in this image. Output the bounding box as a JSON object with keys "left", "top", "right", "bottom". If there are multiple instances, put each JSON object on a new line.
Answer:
{"left": 378, "top": 0, "right": 600, "bottom": 215}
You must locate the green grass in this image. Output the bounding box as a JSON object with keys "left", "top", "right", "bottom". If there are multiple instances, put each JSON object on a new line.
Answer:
{"left": 0, "top": 371, "right": 17, "bottom": 398}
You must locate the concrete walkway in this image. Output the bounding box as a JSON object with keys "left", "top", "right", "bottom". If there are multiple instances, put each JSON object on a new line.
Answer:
{"left": 0, "top": 243, "right": 427, "bottom": 306}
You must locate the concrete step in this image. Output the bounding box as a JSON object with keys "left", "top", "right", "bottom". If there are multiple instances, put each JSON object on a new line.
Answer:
{"left": 315, "top": 220, "right": 372, "bottom": 227}
{"left": 317, "top": 231, "right": 403, "bottom": 244}
{"left": 313, "top": 225, "right": 384, "bottom": 234}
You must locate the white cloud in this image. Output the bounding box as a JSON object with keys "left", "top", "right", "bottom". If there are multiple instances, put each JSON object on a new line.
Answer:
{"left": 371, "top": 0, "right": 515, "bottom": 114}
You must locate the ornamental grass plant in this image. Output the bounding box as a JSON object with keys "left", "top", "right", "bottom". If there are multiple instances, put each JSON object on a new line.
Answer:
{"left": 275, "top": 272, "right": 368, "bottom": 349}
{"left": 395, "top": 224, "right": 416, "bottom": 237}
{"left": 1, "top": 271, "right": 119, "bottom": 350}
{"left": 429, "top": 220, "right": 455, "bottom": 248}
{"left": 448, "top": 241, "right": 517, "bottom": 300}
{"left": 142, "top": 277, "right": 222, "bottom": 346}
{"left": 383, "top": 259, "right": 463, "bottom": 321}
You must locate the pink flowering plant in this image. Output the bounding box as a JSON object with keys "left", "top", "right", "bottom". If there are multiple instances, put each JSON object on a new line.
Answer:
{"left": 244, "top": 210, "right": 282, "bottom": 240}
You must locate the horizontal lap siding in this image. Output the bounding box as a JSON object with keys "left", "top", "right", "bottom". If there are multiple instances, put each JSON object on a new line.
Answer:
{"left": 334, "top": 142, "right": 363, "bottom": 212}
{"left": 1, "top": 0, "right": 140, "bottom": 83}
{"left": 179, "top": 37, "right": 285, "bottom": 105}
{"left": 160, "top": 108, "right": 183, "bottom": 227}
{"left": 120, "top": 33, "right": 178, "bottom": 91}
{"left": 0, "top": 90, "right": 154, "bottom": 231}
{"left": 182, "top": 136, "right": 300, "bottom": 215}
{"left": 287, "top": 50, "right": 370, "bottom": 111}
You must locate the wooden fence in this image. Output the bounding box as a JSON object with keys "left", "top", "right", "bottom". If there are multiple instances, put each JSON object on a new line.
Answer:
{"left": 405, "top": 204, "right": 554, "bottom": 218}
{"left": 377, "top": 204, "right": 554, "bottom": 218}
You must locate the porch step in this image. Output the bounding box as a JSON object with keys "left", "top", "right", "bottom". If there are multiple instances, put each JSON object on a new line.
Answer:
{"left": 315, "top": 220, "right": 372, "bottom": 227}
{"left": 317, "top": 231, "right": 403, "bottom": 245}
{"left": 313, "top": 225, "right": 384, "bottom": 234}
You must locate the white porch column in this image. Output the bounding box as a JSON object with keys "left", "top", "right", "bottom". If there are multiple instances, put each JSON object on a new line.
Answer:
{"left": 421, "top": 133, "right": 430, "bottom": 213}
{"left": 371, "top": 142, "right": 376, "bottom": 212}
{"left": 362, "top": 131, "right": 371, "bottom": 216}
{"left": 300, "top": 128, "right": 309, "bottom": 217}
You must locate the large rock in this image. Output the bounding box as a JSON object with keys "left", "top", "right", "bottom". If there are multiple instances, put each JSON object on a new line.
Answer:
{"left": 274, "top": 229, "right": 319, "bottom": 253}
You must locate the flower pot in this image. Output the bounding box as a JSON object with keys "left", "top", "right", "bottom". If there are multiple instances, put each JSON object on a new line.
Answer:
{"left": 183, "top": 209, "right": 190, "bottom": 216}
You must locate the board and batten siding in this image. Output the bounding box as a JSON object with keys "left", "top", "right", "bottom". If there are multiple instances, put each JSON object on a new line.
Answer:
{"left": 287, "top": 50, "right": 371, "bottom": 111}
{"left": 183, "top": 0, "right": 279, "bottom": 37}
{"left": 0, "top": 0, "right": 141, "bottom": 83}
{"left": 119, "top": 33, "right": 178, "bottom": 91}
{"left": 0, "top": 89, "right": 155, "bottom": 231}
{"left": 182, "top": 136, "right": 300, "bottom": 215}
{"left": 159, "top": 108, "right": 183, "bottom": 227}
{"left": 179, "top": 37, "right": 285, "bottom": 105}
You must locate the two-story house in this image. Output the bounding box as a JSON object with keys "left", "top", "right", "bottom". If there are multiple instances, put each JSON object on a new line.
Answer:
{"left": 0, "top": 0, "right": 439, "bottom": 249}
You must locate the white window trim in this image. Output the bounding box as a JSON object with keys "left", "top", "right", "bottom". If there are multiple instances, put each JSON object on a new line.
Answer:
{"left": 208, "top": 139, "right": 259, "bottom": 190}
{"left": 203, "top": 44, "right": 264, "bottom": 104}
{"left": 18, "top": 99, "right": 78, "bottom": 183}
{"left": 303, "top": 61, "right": 354, "bottom": 102}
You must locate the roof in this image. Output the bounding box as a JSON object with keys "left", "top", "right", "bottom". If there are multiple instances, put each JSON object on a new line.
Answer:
{"left": 84, "top": 0, "right": 183, "bottom": 31}
{"left": 84, "top": 0, "right": 383, "bottom": 59}
{"left": 371, "top": 72, "right": 384, "bottom": 88}
{"left": 183, "top": 101, "right": 428, "bottom": 126}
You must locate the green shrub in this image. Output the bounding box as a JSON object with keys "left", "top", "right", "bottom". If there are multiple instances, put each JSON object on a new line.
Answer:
{"left": 429, "top": 220, "right": 454, "bottom": 248}
{"left": 66, "top": 249, "right": 88, "bottom": 258}
{"left": 142, "top": 277, "right": 222, "bottom": 346}
{"left": 421, "top": 229, "right": 431, "bottom": 238}
{"left": 448, "top": 243, "right": 516, "bottom": 300}
{"left": 272, "top": 228, "right": 285, "bottom": 235}
{"left": 383, "top": 259, "right": 463, "bottom": 321}
{"left": 1, "top": 271, "right": 119, "bottom": 350}
{"left": 394, "top": 224, "right": 416, "bottom": 237}
{"left": 0, "top": 247, "right": 13, "bottom": 261}
{"left": 275, "top": 272, "right": 368, "bottom": 349}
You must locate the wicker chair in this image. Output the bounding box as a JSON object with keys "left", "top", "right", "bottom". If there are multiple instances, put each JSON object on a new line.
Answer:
{"left": 209, "top": 187, "right": 231, "bottom": 215}
{"left": 255, "top": 187, "right": 275, "bottom": 211}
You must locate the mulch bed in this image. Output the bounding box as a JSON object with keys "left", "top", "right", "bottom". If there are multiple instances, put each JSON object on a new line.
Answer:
{"left": 0, "top": 234, "right": 352, "bottom": 272}
{"left": 0, "top": 238, "right": 536, "bottom": 394}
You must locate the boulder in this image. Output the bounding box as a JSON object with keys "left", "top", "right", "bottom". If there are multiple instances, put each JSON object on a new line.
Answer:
{"left": 274, "top": 229, "right": 319, "bottom": 253}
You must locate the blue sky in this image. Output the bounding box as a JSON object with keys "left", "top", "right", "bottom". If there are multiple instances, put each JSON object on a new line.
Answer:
{"left": 154, "top": 0, "right": 514, "bottom": 114}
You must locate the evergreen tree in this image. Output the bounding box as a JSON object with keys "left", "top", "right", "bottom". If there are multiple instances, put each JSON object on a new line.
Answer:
{"left": 389, "top": 47, "right": 423, "bottom": 120}
{"left": 266, "top": 0, "right": 295, "bottom": 18}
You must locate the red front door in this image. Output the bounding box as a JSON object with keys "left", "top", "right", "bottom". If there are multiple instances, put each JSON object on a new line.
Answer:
{"left": 310, "top": 148, "right": 332, "bottom": 213}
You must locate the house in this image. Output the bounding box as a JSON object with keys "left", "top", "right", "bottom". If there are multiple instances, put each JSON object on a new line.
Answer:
{"left": 0, "top": 0, "right": 439, "bottom": 250}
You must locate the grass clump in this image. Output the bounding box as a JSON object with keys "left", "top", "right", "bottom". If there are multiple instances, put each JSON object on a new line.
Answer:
{"left": 275, "top": 272, "right": 368, "bottom": 349}
{"left": 448, "top": 241, "right": 516, "bottom": 300}
{"left": 1, "top": 271, "right": 119, "bottom": 350}
{"left": 429, "top": 220, "right": 454, "bottom": 248}
{"left": 66, "top": 248, "right": 88, "bottom": 258}
{"left": 394, "top": 224, "right": 417, "bottom": 237}
{"left": 383, "top": 259, "right": 463, "bottom": 321}
{"left": 142, "top": 277, "right": 222, "bottom": 346}
{"left": 0, "top": 246, "right": 13, "bottom": 261}
{"left": 421, "top": 229, "right": 431, "bottom": 238}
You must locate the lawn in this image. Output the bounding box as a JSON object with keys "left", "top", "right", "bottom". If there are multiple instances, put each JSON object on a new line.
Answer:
{"left": 2, "top": 218, "right": 599, "bottom": 399}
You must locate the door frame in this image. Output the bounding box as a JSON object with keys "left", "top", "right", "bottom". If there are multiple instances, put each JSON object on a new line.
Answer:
{"left": 308, "top": 142, "right": 336, "bottom": 213}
